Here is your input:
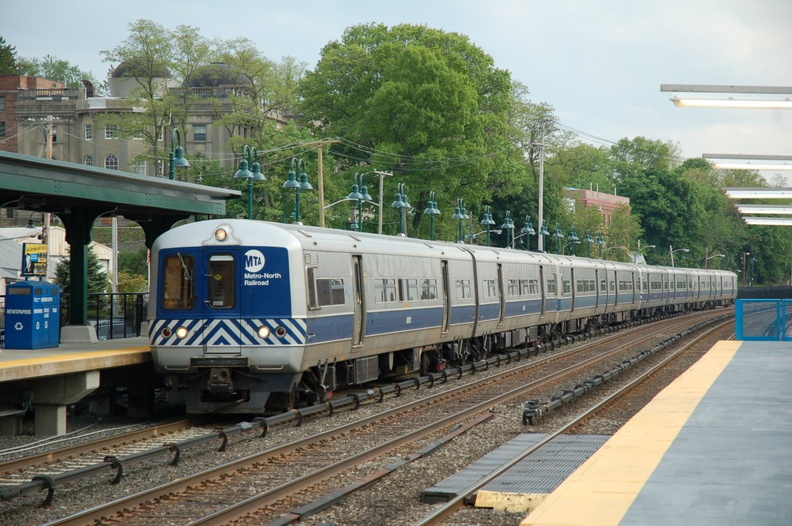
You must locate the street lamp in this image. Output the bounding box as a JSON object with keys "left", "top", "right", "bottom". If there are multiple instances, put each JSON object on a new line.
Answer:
{"left": 704, "top": 253, "right": 726, "bottom": 269}
{"left": 520, "top": 215, "right": 536, "bottom": 250}
{"left": 480, "top": 205, "right": 496, "bottom": 246}
{"left": 669, "top": 245, "right": 689, "bottom": 267}
{"left": 552, "top": 223, "right": 565, "bottom": 254}
{"left": 233, "top": 145, "right": 265, "bottom": 219}
{"left": 423, "top": 191, "right": 441, "bottom": 240}
{"left": 500, "top": 210, "right": 515, "bottom": 248}
{"left": 538, "top": 221, "right": 550, "bottom": 252}
{"left": 567, "top": 226, "right": 580, "bottom": 255}
{"left": 346, "top": 173, "right": 372, "bottom": 232}
{"left": 583, "top": 230, "right": 594, "bottom": 258}
{"left": 168, "top": 127, "right": 190, "bottom": 180}
{"left": 452, "top": 198, "right": 469, "bottom": 243}
{"left": 596, "top": 233, "right": 606, "bottom": 259}
{"left": 283, "top": 158, "right": 312, "bottom": 224}
{"left": 391, "top": 182, "right": 410, "bottom": 236}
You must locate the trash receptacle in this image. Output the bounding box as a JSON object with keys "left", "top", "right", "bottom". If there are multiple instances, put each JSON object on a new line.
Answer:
{"left": 4, "top": 281, "right": 60, "bottom": 349}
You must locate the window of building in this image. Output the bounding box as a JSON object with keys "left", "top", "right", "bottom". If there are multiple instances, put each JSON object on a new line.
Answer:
{"left": 0, "top": 97, "right": 5, "bottom": 111}
{"left": 0, "top": 121, "right": 5, "bottom": 138}
{"left": 193, "top": 124, "right": 207, "bottom": 142}
{"left": 134, "top": 162, "right": 146, "bottom": 176}
{"left": 105, "top": 125, "right": 118, "bottom": 139}
{"left": 84, "top": 124, "right": 93, "bottom": 140}
{"left": 84, "top": 155, "right": 93, "bottom": 166}
{"left": 105, "top": 154, "right": 119, "bottom": 170}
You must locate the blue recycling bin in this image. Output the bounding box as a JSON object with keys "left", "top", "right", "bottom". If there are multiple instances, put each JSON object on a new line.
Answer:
{"left": 4, "top": 281, "right": 60, "bottom": 349}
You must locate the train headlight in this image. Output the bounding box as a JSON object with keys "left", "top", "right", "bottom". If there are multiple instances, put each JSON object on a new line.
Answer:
{"left": 257, "top": 326, "right": 271, "bottom": 339}
{"left": 215, "top": 227, "right": 228, "bottom": 241}
{"left": 175, "top": 326, "right": 189, "bottom": 339}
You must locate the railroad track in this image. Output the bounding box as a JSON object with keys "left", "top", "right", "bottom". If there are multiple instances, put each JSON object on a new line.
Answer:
{"left": 26, "top": 309, "right": 730, "bottom": 526}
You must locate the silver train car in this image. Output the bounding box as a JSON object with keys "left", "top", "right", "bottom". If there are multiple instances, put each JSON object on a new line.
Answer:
{"left": 148, "top": 219, "right": 737, "bottom": 413}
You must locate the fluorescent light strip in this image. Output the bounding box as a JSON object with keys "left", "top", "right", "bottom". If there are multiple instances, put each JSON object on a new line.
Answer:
{"left": 670, "top": 96, "right": 792, "bottom": 109}
{"left": 737, "top": 205, "right": 792, "bottom": 215}
{"left": 743, "top": 217, "right": 792, "bottom": 226}
{"left": 725, "top": 189, "right": 792, "bottom": 199}
{"left": 714, "top": 162, "right": 792, "bottom": 171}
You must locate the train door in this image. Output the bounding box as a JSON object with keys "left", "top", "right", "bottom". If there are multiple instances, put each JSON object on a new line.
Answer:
{"left": 497, "top": 263, "right": 505, "bottom": 325}
{"left": 570, "top": 268, "right": 576, "bottom": 313}
{"left": 441, "top": 260, "right": 451, "bottom": 333}
{"left": 201, "top": 251, "right": 242, "bottom": 353}
{"left": 352, "top": 255, "right": 365, "bottom": 347}
{"left": 539, "top": 265, "right": 547, "bottom": 317}
{"left": 595, "top": 268, "right": 601, "bottom": 309}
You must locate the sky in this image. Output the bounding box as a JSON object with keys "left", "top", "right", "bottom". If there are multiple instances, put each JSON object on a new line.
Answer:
{"left": 3, "top": 0, "right": 791, "bottom": 181}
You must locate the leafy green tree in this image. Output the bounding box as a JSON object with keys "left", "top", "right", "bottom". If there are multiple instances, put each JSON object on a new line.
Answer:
{"left": 117, "top": 271, "right": 148, "bottom": 293}
{"left": 118, "top": 245, "right": 149, "bottom": 278}
{"left": 16, "top": 55, "right": 100, "bottom": 90}
{"left": 53, "top": 247, "right": 109, "bottom": 294}
{"left": 610, "top": 137, "right": 679, "bottom": 180}
{"left": 298, "top": 23, "right": 519, "bottom": 237}
{"left": 0, "top": 36, "right": 20, "bottom": 73}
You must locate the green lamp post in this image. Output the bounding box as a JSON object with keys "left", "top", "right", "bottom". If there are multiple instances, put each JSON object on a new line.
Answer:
{"left": 480, "top": 205, "right": 496, "bottom": 246}
{"left": 583, "top": 229, "right": 594, "bottom": 258}
{"left": 553, "top": 222, "right": 565, "bottom": 254}
{"left": 423, "top": 191, "right": 441, "bottom": 240}
{"left": 347, "top": 172, "right": 372, "bottom": 232}
{"left": 233, "top": 145, "right": 265, "bottom": 219}
{"left": 596, "top": 233, "right": 606, "bottom": 258}
{"left": 567, "top": 226, "right": 580, "bottom": 255}
{"left": 283, "top": 158, "right": 312, "bottom": 224}
{"left": 168, "top": 127, "right": 190, "bottom": 180}
{"left": 500, "top": 210, "right": 515, "bottom": 248}
{"left": 391, "top": 182, "right": 410, "bottom": 235}
{"left": 452, "top": 198, "right": 469, "bottom": 243}
{"left": 519, "top": 215, "right": 536, "bottom": 250}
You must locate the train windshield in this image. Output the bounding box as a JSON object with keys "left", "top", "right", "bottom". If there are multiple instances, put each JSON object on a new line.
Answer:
{"left": 162, "top": 253, "right": 196, "bottom": 310}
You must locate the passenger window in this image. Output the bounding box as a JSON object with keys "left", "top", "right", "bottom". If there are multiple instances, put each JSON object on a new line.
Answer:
{"left": 318, "top": 278, "right": 346, "bottom": 306}
{"left": 420, "top": 279, "right": 438, "bottom": 300}
{"left": 207, "top": 254, "right": 235, "bottom": 309}
{"left": 456, "top": 279, "right": 472, "bottom": 299}
{"left": 163, "top": 254, "right": 195, "bottom": 310}
{"left": 375, "top": 278, "right": 398, "bottom": 303}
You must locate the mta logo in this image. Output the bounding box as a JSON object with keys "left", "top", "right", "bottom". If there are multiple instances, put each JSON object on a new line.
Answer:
{"left": 244, "top": 249, "right": 265, "bottom": 272}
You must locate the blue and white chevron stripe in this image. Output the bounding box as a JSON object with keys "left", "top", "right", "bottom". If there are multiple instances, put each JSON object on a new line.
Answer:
{"left": 150, "top": 318, "right": 307, "bottom": 346}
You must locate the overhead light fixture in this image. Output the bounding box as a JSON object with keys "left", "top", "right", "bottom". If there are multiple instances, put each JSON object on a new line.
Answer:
{"left": 669, "top": 96, "right": 792, "bottom": 109}
{"left": 713, "top": 162, "right": 792, "bottom": 170}
{"left": 737, "top": 205, "right": 792, "bottom": 215}
{"left": 661, "top": 84, "right": 792, "bottom": 109}
{"left": 743, "top": 217, "right": 792, "bottom": 226}
{"left": 725, "top": 189, "right": 792, "bottom": 199}
{"left": 704, "top": 154, "right": 792, "bottom": 172}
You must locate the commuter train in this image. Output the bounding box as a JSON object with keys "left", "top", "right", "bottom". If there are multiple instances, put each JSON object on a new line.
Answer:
{"left": 148, "top": 219, "right": 736, "bottom": 413}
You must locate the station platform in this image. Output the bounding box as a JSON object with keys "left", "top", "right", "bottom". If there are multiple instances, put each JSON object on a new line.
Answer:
{"left": 0, "top": 337, "right": 151, "bottom": 435}
{"left": 516, "top": 340, "right": 792, "bottom": 525}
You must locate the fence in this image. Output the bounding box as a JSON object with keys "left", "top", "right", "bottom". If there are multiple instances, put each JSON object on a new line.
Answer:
{"left": 1, "top": 291, "right": 148, "bottom": 342}
{"left": 735, "top": 299, "right": 792, "bottom": 341}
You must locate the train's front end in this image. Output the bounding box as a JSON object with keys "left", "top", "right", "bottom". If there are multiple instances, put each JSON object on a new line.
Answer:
{"left": 149, "top": 219, "right": 307, "bottom": 413}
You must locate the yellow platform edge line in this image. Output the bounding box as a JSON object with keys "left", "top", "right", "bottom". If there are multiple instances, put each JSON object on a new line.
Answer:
{"left": 0, "top": 347, "right": 150, "bottom": 368}
{"left": 520, "top": 340, "right": 742, "bottom": 526}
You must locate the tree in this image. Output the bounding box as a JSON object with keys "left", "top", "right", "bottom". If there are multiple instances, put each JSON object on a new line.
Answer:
{"left": 0, "top": 36, "right": 20, "bottom": 73}
{"left": 118, "top": 246, "right": 149, "bottom": 278}
{"left": 53, "top": 247, "right": 109, "bottom": 294}
{"left": 298, "top": 23, "right": 520, "bottom": 238}
{"left": 16, "top": 55, "right": 100, "bottom": 90}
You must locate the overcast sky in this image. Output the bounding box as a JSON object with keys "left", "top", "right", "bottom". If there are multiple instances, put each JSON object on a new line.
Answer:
{"left": 4, "top": 0, "right": 791, "bottom": 180}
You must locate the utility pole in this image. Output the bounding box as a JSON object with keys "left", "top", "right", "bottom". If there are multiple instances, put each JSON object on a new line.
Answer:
{"left": 535, "top": 119, "right": 549, "bottom": 251}
{"left": 374, "top": 170, "right": 393, "bottom": 235}
{"left": 294, "top": 139, "right": 340, "bottom": 228}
